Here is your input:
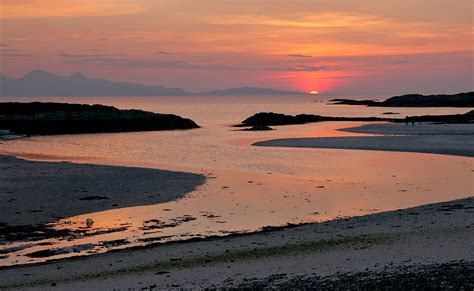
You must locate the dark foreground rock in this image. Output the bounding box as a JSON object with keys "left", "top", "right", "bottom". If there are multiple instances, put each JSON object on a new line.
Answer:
{"left": 329, "top": 92, "right": 474, "bottom": 107}
{"left": 239, "top": 110, "right": 474, "bottom": 128}
{"left": 232, "top": 261, "right": 474, "bottom": 290}
{"left": 0, "top": 102, "right": 199, "bottom": 135}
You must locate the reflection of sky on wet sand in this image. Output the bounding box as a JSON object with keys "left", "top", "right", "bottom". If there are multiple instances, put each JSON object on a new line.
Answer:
{"left": 0, "top": 97, "right": 472, "bottom": 265}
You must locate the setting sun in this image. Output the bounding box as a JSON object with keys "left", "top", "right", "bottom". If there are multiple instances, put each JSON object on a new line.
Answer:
{"left": 309, "top": 90, "right": 319, "bottom": 95}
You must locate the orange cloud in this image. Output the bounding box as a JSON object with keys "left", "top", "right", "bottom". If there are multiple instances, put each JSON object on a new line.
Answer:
{"left": 206, "top": 13, "right": 385, "bottom": 28}
{"left": 0, "top": 0, "right": 143, "bottom": 19}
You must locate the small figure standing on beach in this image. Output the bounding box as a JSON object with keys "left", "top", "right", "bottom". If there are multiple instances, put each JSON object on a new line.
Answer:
{"left": 405, "top": 116, "right": 409, "bottom": 126}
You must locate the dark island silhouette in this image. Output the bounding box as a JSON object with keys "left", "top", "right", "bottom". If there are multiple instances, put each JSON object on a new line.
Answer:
{"left": 0, "top": 70, "right": 303, "bottom": 97}
{"left": 329, "top": 92, "right": 473, "bottom": 107}
{"left": 239, "top": 112, "right": 388, "bottom": 128}
{"left": 0, "top": 102, "right": 199, "bottom": 135}
{"left": 239, "top": 111, "right": 474, "bottom": 129}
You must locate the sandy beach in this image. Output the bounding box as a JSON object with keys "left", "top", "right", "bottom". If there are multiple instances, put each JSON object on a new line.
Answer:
{"left": 255, "top": 122, "right": 474, "bottom": 157}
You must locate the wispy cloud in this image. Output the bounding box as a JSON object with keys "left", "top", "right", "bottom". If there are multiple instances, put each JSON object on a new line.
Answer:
{"left": 0, "top": 48, "right": 21, "bottom": 52}
{"left": 62, "top": 55, "right": 337, "bottom": 72}
{"left": 0, "top": 52, "right": 33, "bottom": 58}
{"left": 156, "top": 51, "right": 178, "bottom": 55}
{"left": 206, "top": 13, "right": 384, "bottom": 28}
{"left": 287, "top": 54, "right": 313, "bottom": 58}
{"left": 288, "top": 65, "right": 335, "bottom": 71}
{"left": 1, "top": 0, "right": 143, "bottom": 19}
{"left": 56, "top": 53, "right": 108, "bottom": 58}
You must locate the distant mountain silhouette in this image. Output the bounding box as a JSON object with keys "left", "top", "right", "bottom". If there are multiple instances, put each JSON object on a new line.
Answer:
{"left": 202, "top": 87, "right": 304, "bottom": 96}
{"left": 0, "top": 70, "right": 191, "bottom": 97}
{"left": 0, "top": 70, "right": 304, "bottom": 97}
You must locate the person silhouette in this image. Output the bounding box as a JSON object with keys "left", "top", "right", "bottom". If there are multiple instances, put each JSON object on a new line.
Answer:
{"left": 405, "top": 116, "right": 409, "bottom": 126}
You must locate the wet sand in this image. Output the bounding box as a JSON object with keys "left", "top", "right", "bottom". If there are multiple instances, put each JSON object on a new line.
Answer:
{"left": 0, "top": 197, "right": 472, "bottom": 289}
{"left": 255, "top": 123, "right": 474, "bottom": 157}
{"left": 0, "top": 155, "right": 205, "bottom": 226}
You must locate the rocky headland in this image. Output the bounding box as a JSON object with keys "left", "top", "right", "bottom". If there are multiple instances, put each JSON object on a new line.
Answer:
{"left": 328, "top": 92, "right": 473, "bottom": 107}
{"left": 0, "top": 102, "right": 199, "bottom": 135}
{"left": 238, "top": 110, "right": 474, "bottom": 129}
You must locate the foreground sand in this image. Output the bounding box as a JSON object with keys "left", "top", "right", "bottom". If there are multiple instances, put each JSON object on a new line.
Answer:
{"left": 255, "top": 122, "right": 474, "bottom": 157}
{"left": 0, "top": 155, "right": 205, "bottom": 226}
{"left": 0, "top": 197, "right": 472, "bottom": 289}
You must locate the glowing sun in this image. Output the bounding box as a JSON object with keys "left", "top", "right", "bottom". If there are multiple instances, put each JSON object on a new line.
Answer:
{"left": 309, "top": 90, "right": 319, "bottom": 95}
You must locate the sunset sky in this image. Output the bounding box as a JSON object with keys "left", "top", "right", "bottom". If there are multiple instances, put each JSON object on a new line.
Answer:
{"left": 1, "top": 0, "right": 473, "bottom": 94}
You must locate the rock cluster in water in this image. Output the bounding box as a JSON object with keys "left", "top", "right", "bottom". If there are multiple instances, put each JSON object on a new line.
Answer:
{"left": 0, "top": 102, "right": 199, "bottom": 135}
{"left": 239, "top": 112, "right": 387, "bottom": 127}
{"left": 328, "top": 92, "right": 473, "bottom": 107}
{"left": 239, "top": 110, "right": 474, "bottom": 129}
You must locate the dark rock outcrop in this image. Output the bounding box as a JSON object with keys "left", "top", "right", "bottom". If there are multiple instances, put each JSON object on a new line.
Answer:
{"left": 239, "top": 112, "right": 387, "bottom": 127}
{"left": 243, "top": 125, "right": 274, "bottom": 131}
{"left": 379, "top": 92, "right": 473, "bottom": 107}
{"left": 328, "top": 99, "right": 378, "bottom": 106}
{"left": 328, "top": 92, "right": 474, "bottom": 107}
{"left": 0, "top": 102, "right": 199, "bottom": 135}
{"left": 239, "top": 110, "right": 474, "bottom": 128}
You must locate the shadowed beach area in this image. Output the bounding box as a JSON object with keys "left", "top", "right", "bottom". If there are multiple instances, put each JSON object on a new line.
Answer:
{"left": 255, "top": 123, "right": 474, "bottom": 157}
{"left": 0, "top": 155, "right": 205, "bottom": 226}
